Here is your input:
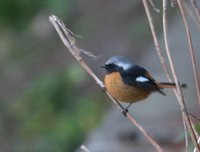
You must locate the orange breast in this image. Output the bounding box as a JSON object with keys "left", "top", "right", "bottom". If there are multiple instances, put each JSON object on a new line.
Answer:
{"left": 104, "top": 72, "right": 150, "bottom": 103}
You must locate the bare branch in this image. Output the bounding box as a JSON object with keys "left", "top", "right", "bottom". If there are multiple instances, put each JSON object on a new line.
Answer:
{"left": 80, "top": 145, "right": 91, "bottom": 152}
{"left": 194, "top": 137, "right": 200, "bottom": 152}
{"left": 183, "top": 2, "right": 200, "bottom": 32}
{"left": 49, "top": 15, "right": 164, "bottom": 152}
{"left": 170, "top": 0, "right": 178, "bottom": 7}
{"left": 149, "top": 0, "right": 160, "bottom": 12}
{"left": 142, "top": 0, "right": 171, "bottom": 84}
{"left": 189, "top": 113, "right": 200, "bottom": 121}
{"left": 183, "top": 119, "right": 189, "bottom": 152}
{"left": 142, "top": 0, "right": 190, "bottom": 149}
{"left": 177, "top": 0, "right": 200, "bottom": 107}
{"left": 190, "top": 0, "right": 200, "bottom": 24}
{"left": 163, "top": 0, "right": 200, "bottom": 151}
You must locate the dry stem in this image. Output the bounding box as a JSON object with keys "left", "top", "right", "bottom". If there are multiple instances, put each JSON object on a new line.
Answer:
{"left": 148, "top": 0, "right": 160, "bottom": 12}
{"left": 163, "top": 0, "right": 200, "bottom": 151}
{"left": 177, "top": 0, "right": 200, "bottom": 107}
{"left": 80, "top": 145, "right": 91, "bottom": 152}
{"left": 142, "top": 0, "right": 171, "bottom": 83}
{"left": 142, "top": 0, "right": 189, "bottom": 150}
{"left": 190, "top": 0, "right": 200, "bottom": 24}
{"left": 49, "top": 15, "right": 164, "bottom": 152}
{"left": 183, "top": 2, "right": 200, "bottom": 31}
{"left": 194, "top": 137, "right": 200, "bottom": 152}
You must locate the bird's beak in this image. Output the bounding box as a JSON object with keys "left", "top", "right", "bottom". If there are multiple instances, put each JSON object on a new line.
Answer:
{"left": 100, "top": 65, "right": 106, "bottom": 68}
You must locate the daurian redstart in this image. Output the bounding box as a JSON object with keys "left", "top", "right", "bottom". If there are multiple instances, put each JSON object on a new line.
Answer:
{"left": 101, "top": 55, "right": 186, "bottom": 110}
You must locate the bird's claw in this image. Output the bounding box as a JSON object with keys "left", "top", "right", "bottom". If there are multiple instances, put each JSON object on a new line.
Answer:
{"left": 122, "top": 109, "right": 128, "bottom": 117}
{"left": 101, "top": 86, "right": 106, "bottom": 93}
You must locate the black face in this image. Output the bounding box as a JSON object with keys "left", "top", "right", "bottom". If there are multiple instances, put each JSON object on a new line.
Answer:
{"left": 102, "top": 63, "right": 123, "bottom": 74}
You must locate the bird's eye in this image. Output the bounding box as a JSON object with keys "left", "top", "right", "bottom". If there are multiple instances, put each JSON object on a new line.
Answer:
{"left": 109, "top": 63, "right": 115, "bottom": 67}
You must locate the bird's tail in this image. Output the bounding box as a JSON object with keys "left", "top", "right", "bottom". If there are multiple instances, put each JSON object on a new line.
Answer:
{"left": 158, "top": 82, "right": 187, "bottom": 89}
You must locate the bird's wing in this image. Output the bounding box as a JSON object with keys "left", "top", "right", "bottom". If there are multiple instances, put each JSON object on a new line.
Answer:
{"left": 120, "top": 65, "right": 155, "bottom": 85}
{"left": 120, "top": 67, "right": 166, "bottom": 95}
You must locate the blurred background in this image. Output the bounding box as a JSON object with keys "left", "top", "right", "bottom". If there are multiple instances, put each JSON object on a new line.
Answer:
{"left": 0, "top": 0, "right": 200, "bottom": 152}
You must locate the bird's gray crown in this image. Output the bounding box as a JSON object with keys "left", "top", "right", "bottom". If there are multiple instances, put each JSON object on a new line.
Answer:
{"left": 105, "top": 55, "right": 134, "bottom": 70}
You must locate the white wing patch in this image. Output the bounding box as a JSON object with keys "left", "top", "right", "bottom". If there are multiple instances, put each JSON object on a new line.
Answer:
{"left": 136, "top": 76, "right": 149, "bottom": 82}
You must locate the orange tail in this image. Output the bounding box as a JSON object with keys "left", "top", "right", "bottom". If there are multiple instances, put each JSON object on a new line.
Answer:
{"left": 158, "top": 82, "right": 187, "bottom": 89}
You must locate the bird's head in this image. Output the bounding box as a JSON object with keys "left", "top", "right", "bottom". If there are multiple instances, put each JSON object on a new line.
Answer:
{"left": 101, "top": 55, "right": 134, "bottom": 74}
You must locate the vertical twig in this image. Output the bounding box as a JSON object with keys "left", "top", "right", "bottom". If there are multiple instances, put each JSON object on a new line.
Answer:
{"left": 183, "top": 2, "right": 200, "bottom": 31}
{"left": 142, "top": 0, "right": 182, "bottom": 101}
{"left": 191, "top": 121, "right": 200, "bottom": 141}
{"left": 142, "top": 0, "right": 171, "bottom": 82}
{"left": 148, "top": 0, "right": 160, "bottom": 12}
{"left": 162, "top": 0, "right": 200, "bottom": 151}
{"left": 80, "top": 145, "right": 91, "bottom": 152}
{"left": 194, "top": 138, "right": 200, "bottom": 152}
{"left": 49, "top": 15, "right": 164, "bottom": 152}
{"left": 142, "top": 0, "right": 183, "bottom": 102}
{"left": 177, "top": 0, "right": 200, "bottom": 107}
{"left": 183, "top": 117, "right": 189, "bottom": 151}
{"left": 142, "top": 0, "right": 189, "bottom": 149}
{"left": 190, "top": 0, "right": 200, "bottom": 24}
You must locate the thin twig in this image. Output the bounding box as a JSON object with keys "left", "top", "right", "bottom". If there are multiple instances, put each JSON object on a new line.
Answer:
{"left": 142, "top": 0, "right": 182, "bottom": 100}
{"left": 190, "top": 0, "right": 200, "bottom": 24}
{"left": 162, "top": 1, "right": 200, "bottom": 151}
{"left": 183, "top": 2, "right": 200, "bottom": 31}
{"left": 194, "top": 137, "right": 200, "bottom": 152}
{"left": 170, "top": 0, "right": 178, "bottom": 7}
{"left": 177, "top": 1, "right": 200, "bottom": 146}
{"left": 80, "top": 145, "right": 91, "bottom": 152}
{"left": 177, "top": 0, "right": 200, "bottom": 107}
{"left": 189, "top": 113, "right": 200, "bottom": 121}
{"left": 183, "top": 118, "right": 189, "bottom": 152}
{"left": 192, "top": 119, "right": 200, "bottom": 152}
{"left": 142, "top": 0, "right": 171, "bottom": 81}
{"left": 191, "top": 120, "right": 200, "bottom": 140}
{"left": 49, "top": 15, "right": 164, "bottom": 152}
{"left": 149, "top": 0, "right": 160, "bottom": 12}
{"left": 142, "top": 0, "right": 188, "bottom": 149}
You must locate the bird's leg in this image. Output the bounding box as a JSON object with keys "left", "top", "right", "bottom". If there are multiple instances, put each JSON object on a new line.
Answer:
{"left": 122, "top": 110, "right": 128, "bottom": 116}
{"left": 122, "top": 103, "right": 133, "bottom": 116}
{"left": 101, "top": 86, "right": 106, "bottom": 93}
{"left": 125, "top": 103, "right": 133, "bottom": 111}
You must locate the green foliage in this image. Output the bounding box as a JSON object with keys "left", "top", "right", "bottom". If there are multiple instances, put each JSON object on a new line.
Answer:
{"left": 0, "top": 0, "right": 75, "bottom": 29}
{"left": 1, "top": 67, "right": 105, "bottom": 152}
{"left": 0, "top": 0, "right": 43, "bottom": 28}
{"left": 195, "top": 123, "right": 200, "bottom": 133}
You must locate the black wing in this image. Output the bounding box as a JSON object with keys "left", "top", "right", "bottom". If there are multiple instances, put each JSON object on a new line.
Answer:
{"left": 120, "top": 65, "right": 165, "bottom": 94}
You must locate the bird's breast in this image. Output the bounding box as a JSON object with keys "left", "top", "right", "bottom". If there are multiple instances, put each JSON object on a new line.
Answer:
{"left": 104, "top": 72, "right": 150, "bottom": 103}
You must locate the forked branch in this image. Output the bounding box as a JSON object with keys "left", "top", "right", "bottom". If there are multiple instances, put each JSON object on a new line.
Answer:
{"left": 49, "top": 15, "right": 164, "bottom": 152}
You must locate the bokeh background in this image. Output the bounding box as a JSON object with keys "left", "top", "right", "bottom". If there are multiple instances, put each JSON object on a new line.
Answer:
{"left": 0, "top": 0, "right": 200, "bottom": 152}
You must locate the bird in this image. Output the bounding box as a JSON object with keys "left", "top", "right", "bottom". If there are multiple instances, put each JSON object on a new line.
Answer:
{"left": 101, "top": 55, "right": 186, "bottom": 111}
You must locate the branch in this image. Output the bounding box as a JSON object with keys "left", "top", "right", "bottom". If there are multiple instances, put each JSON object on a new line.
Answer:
{"left": 80, "top": 145, "right": 91, "bottom": 152}
{"left": 148, "top": 0, "right": 160, "bottom": 12}
{"left": 190, "top": 0, "right": 200, "bottom": 24}
{"left": 194, "top": 137, "right": 200, "bottom": 152}
{"left": 177, "top": 0, "right": 200, "bottom": 107}
{"left": 183, "top": 2, "right": 200, "bottom": 32}
{"left": 142, "top": 0, "right": 189, "bottom": 150}
{"left": 49, "top": 15, "right": 164, "bottom": 152}
{"left": 142, "top": 0, "right": 171, "bottom": 84}
{"left": 162, "top": 0, "right": 200, "bottom": 151}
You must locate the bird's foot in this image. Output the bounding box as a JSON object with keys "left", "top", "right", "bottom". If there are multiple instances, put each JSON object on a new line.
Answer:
{"left": 122, "top": 109, "right": 128, "bottom": 117}
{"left": 101, "top": 86, "right": 106, "bottom": 93}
